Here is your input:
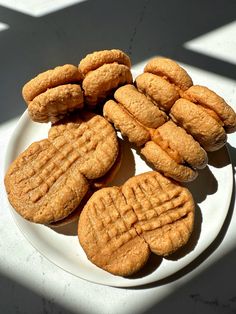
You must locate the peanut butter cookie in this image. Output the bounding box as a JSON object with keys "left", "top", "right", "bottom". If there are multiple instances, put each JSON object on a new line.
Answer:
{"left": 170, "top": 98, "right": 227, "bottom": 151}
{"left": 22, "top": 64, "right": 83, "bottom": 123}
{"left": 79, "top": 49, "right": 132, "bottom": 107}
{"left": 5, "top": 112, "right": 118, "bottom": 224}
{"left": 78, "top": 171, "right": 194, "bottom": 276}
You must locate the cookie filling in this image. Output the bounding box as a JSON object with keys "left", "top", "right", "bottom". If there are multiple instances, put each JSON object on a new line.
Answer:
{"left": 150, "top": 129, "right": 184, "bottom": 164}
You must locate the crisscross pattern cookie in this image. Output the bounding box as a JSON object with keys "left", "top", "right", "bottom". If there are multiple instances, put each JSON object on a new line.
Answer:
{"left": 5, "top": 112, "right": 118, "bottom": 224}
{"left": 78, "top": 171, "right": 194, "bottom": 276}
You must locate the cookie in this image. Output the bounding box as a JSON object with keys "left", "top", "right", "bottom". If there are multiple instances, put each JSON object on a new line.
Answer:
{"left": 144, "top": 57, "right": 193, "bottom": 91}
{"left": 104, "top": 83, "right": 168, "bottom": 145}
{"left": 79, "top": 49, "right": 131, "bottom": 75}
{"left": 135, "top": 72, "right": 179, "bottom": 112}
{"left": 49, "top": 141, "right": 123, "bottom": 227}
{"left": 91, "top": 139, "right": 123, "bottom": 190}
{"left": 141, "top": 120, "right": 208, "bottom": 182}
{"left": 170, "top": 98, "right": 227, "bottom": 151}
{"left": 183, "top": 85, "right": 236, "bottom": 133}
{"left": 28, "top": 84, "right": 84, "bottom": 123}
{"left": 22, "top": 64, "right": 82, "bottom": 102}
{"left": 114, "top": 84, "right": 167, "bottom": 128}
{"left": 4, "top": 112, "right": 118, "bottom": 224}
{"left": 134, "top": 57, "right": 192, "bottom": 115}
{"left": 104, "top": 84, "right": 207, "bottom": 181}
{"left": 150, "top": 120, "right": 208, "bottom": 169}
{"left": 22, "top": 64, "right": 83, "bottom": 123}
{"left": 79, "top": 49, "right": 132, "bottom": 107}
{"left": 104, "top": 99, "right": 150, "bottom": 146}
{"left": 78, "top": 171, "right": 195, "bottom": 276}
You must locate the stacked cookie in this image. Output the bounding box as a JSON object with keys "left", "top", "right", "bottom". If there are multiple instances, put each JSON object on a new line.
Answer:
{"left": 5, "top": 49, "right": 133, "bottom": 226}
{"left": 4, "top": 48, "right": 236, "bottom": 277}
{"left": 22, "top": 64, "right": 84, "bottom": 123}
{"left": 104, "top": 57, "right": 236, "bottom": 182}
{"left": 79, "top": 49, "right": 133, "bottom": 107}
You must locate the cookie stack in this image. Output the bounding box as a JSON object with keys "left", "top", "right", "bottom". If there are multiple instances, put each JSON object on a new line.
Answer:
{"left": 4, "top": 49, "right": 236, "bottom": 277}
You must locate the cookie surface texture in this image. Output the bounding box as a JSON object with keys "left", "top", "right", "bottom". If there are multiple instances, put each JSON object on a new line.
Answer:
{"left": 114, "top": 84, "right": 167, "bottom": 128}
{"left": 183, "top": 85, "right": 236, "bottom": 133}
{"left": 80, "top": 49, "right": 132, "bottom": 107}
{"left": 78, "top": 171, "right": 195, "bottom": 276}
{"left": 170, "top": 98, "right": 227, "bottom": 151}
{"left": 22, "top": 64, "right": 83, "bottom": 123}
{"left": 82, "top": 63, "right": 132, "bottom": 106}
{"left": 4, "top": 112, "right": 118, "bottom": 224}
{"left": 144, "top": 57, "right": 193, "bottom": 91}
{"left": 103, "top": 99, "right": 150, "bottom": 146}
{"left": 79, "top": 49, "right": 131, "bottom": 75}
{"left": 22, "top": 64, "right": 82, "bottom": 102}
{"left": 28, "top": 84, "right": 84, "bottom": 123}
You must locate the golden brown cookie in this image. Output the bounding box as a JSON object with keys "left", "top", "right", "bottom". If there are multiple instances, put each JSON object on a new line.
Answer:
{"left": 183, "top": 85, "right": 236, "bottom": 133}
{"left": 78, "top": 171, "right": 194, "bottom": 276}
{"left": 28, "top": 84, "right": 84, "bottom": 123}
{"left": 22, "top": 64, "right": 83, "bottom": 123}
{"left": 5, "top": 112, "right": 118, "bottom": 224}
{"left": 144, "top": 57, "right": 193, "bottom": 91}
{"left": 91, "top": 139, "right": 123, "bottom": 190}
{"left": 80, "top": 49, "right": 132, "bottom": 107}
{"left": 152, "top": 120, "right": 208, "bottom": 169}
{"left": 22, "top": 64, "right": 82, "bottom": 102}
{"left": 103, "top": 99, "right": 150, "bottom": 146}
{"left": 141, "top": 141, "right": 198, "bottom": 182}
{"left": 79, "top": 49, "right": 131, "bottom": 75}
{"left": 141, "top": 119, "right": 207, "bottom": 182}
{"left": 82, "top": 63, "right": 132, "bottom": 107}
{"left": 114, "top": 84, "right": 167, "bottom": 128}
{"left": 134, "top": 57, "right": 192, "bottom": 115}
{"left": 170, "top": 98, "right": 227, "bottom": 151}
{"left": 104, "top": 82, "right": 207, "bottom": 181}
{"left": 135, "top": 72, "right": 179, "bottom": 112}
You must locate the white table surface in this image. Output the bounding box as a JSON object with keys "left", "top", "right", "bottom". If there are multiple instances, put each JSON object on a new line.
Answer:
{"left": 1, "top": 1, "right": 236, "bottom": 313}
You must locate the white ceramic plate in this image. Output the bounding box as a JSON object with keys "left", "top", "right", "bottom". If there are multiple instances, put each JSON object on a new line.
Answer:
{"left": 4, "top": 110, "right": 233, "bottom": 287}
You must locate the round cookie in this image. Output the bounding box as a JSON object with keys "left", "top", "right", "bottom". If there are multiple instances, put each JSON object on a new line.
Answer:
{"left": 184, "top": 85, "right": 236, "bottom": 133}
{"left": 4, "top": 111, "right": 119, "bottom": 224}
{"left": 78, "top": 171, "right": 194, "bottom": 276}
{"left": 79, "top": 49, "right": 131, "bottom": 75}
{"left": 48, "top": 111, "right": 119, "bottom": 180}
{"left": 144, "top": 57, "right": 193, "bottom": 91}
{"left": 170, "top": 98, "right": 227, "bottom": 151}
{"left": 4, "top": 139, "right": 89, "bottom": 224}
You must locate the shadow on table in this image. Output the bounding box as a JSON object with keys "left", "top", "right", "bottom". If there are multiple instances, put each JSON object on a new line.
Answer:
{"left": 0, "top": 272, "right": 78, "bottom": 314}
{"left": 140, "top": 247, "right": 236, "bottom": 314}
